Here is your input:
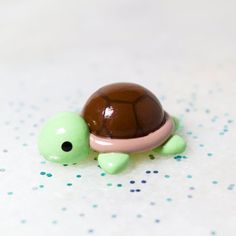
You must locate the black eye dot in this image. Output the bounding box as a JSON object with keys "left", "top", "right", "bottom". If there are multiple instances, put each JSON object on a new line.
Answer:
{"left": 61, "top": 141, "right": 73, "bottom": 152}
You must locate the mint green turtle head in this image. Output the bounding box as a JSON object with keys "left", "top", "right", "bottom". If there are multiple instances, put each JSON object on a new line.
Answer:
{"left": 38, "top": 112, "right": 90, "bottom": 164}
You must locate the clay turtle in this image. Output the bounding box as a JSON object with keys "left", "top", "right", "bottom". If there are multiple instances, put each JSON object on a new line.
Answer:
{"left": 38, "top": 83, "right": 186, "bottom": 174}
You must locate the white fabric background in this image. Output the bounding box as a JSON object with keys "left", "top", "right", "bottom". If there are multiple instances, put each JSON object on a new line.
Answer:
{"left": 0, "top": 1, "right": 235, "bottom": 235}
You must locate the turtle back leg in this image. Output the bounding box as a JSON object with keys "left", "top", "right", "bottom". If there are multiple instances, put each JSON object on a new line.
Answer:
{"left": 98, "top": 153, "right": 130, "bottom": 174}
{"left": 154, "top": 117, "right": 186, "bottom": 155}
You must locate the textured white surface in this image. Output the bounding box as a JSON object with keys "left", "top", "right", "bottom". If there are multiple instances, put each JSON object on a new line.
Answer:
{"left": 0, "top": 1, "right": 236, "bottom": 235}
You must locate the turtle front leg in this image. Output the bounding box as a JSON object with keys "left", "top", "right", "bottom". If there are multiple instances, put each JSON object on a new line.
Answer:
{"left": 98, "top": 152, "right": 130, "bottom": 174}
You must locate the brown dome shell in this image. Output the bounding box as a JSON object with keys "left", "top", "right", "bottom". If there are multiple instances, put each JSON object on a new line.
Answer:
{"left": 81, "top": 83, "right": 165, "bottom": 139}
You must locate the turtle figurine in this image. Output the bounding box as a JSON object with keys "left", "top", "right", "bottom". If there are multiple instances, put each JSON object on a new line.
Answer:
{"left": 38, "top": 83, "right": 186, "bottom": 174}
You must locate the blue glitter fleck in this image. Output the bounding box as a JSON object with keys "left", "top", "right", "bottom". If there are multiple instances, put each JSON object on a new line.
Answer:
{"left": 227, "top": 184, "right": 235, "bottom": 190}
